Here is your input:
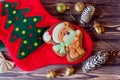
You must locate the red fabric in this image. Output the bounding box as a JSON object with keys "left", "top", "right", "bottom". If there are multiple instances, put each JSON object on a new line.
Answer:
{"left": 0, "top": 0, "right": 92, "bottom": 71}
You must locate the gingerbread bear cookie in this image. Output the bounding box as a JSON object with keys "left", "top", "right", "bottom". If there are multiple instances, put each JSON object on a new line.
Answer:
{"left": 43, "top": 22, "right": 86, "bottom": 62}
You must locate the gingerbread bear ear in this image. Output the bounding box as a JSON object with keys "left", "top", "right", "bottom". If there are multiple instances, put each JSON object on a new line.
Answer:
{"left": 43, "top": 31, "right": 52, "bottom": 43}
{"left": 64, "top": 22, "right": 70, "bottom": 27}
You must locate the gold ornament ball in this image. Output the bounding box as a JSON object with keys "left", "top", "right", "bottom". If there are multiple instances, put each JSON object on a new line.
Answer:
{"left": 56, "top": 3, "right": 69, "bottom": 13}
{"left": 93, "top": 21, "right": 104, "bottom": 34}
{"left": 75, "top": 2, "right": 85, "bottom": 13}
{"left": 65, "top": 67, "right": 75, "bottom": 76}
{"left": 46, "top": 70, "right": 56, "bottom": 78}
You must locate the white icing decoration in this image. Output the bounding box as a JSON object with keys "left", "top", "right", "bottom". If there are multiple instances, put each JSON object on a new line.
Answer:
{"left": 52, "top": 22, "right": 64, "bottom": 43}
{"left": 63, "top": 30, "right": 74, "bottom": 42}
{"left": 76, "top": 30, "right": 81, "bottom": 36}
{"left": 43, "top": 32, "right": 51, "bottom": 42}
{"left": 76, "top": 30, "right": 81, "bottom": 34}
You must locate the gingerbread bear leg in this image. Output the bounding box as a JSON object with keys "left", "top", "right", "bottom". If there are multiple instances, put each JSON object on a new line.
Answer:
{"left": 69, "top": 48, "right": 79, "bottom": 58}
{"left": 76, "top": 47, "right": 86, "bottom": 55}
{"left": 77, "top": 29, "right": 83, "bottom": 48}
{"left": 67, "top": 48, "right": 85, "bottom": 62}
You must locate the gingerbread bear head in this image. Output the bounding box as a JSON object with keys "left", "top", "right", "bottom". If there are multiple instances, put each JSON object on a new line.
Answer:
{"left": 58, "top": 22, "right": 75, "bottom": 43}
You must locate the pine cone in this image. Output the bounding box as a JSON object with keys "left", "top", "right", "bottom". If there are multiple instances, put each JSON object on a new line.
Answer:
{"left": 82, "top": 50, "right": 109, "bottom": 73}
{"left": 106, "top": 50, "right": 120, "bottom": 64}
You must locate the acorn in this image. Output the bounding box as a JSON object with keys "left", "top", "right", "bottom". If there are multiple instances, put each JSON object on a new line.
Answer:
{"left": 65, "top": 67, "right": 75, "bottom": 76}
{"left": 93, "top": 21, "right": 104, "bottom": 34}
{"left": 75, "top": 2, "right": 85, "bottom": 13}
{"left": 46, "top": 70, "right": 57, "bottom": 78}
{"left": 56, "top": 3, "right": 69, "bottom": 13}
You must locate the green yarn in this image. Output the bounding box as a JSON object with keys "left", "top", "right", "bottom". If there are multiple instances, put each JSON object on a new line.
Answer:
{"left": 2, "top": 2, "right": 48, "bottom": 59}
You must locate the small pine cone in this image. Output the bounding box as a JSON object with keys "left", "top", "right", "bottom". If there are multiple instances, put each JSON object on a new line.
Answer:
{"left": 106, "top": 50, "right": 120, "bottom": 64}
{"left": 80, "top": 5, "right": 95, "bottom": 24}
{"left": 82, "top": 50, "right": 109, "bottom": 73}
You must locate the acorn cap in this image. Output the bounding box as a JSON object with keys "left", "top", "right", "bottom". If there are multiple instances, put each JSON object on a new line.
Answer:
{"left": 75, "top": 2, "right": 85, "bottom": 13}
{"left": 65, "top": 67, "right": 75, "bottom": 76}
{"left": 93, "top": 21, "right": 104, "bottom": 34}
{"left": 46, "top": 70, "right": 56, "bottom": 78}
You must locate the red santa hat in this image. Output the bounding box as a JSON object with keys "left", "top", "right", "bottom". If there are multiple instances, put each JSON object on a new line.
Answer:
{"left": 43, "top": 22, "right": 65, "bottom": 43}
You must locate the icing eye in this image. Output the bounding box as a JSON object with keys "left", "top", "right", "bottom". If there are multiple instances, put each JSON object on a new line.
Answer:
{"left": 66, "top": 31, "right": 70, "bottom": 35}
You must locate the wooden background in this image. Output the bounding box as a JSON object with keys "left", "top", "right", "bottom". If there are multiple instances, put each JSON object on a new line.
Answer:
{"left": 0, "top": 0, "right": 120, "bottom": 80}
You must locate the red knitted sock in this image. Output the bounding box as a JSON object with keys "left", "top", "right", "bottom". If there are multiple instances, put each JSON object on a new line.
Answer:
{"left": 0, "top": 0, "right": 92, "bottom": 71}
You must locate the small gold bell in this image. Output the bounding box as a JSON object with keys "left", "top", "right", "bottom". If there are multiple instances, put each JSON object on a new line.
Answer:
{"left": 93, "top": 21, "right": 104, "bottom": 34}
{"left": 56, "top": 3, "right": 69, "bottom": 13}
{"left": 65, "top": 67, "right": 75, "bottom": 76}
{"left": 75, "top": 2, "right": 85, "bottom": 13}
{"left": 46, "top": 70, "right": 56, "bottom": 78}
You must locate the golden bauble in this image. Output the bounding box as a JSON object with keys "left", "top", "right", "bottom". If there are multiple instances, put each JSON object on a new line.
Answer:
{"left": 56, "top": 3, "right": 69, "bottom": 13}
{"left": 93, "top": 21, "right": 104, "bottom": 34}
{"left": 46, "top": 70, "right": 56, "bottom": 78}
{"left": 65, "top": 67, "right": 75, "bottom": 76}
{"left": 75, "top": 2, "right": 85, "bottom": 13}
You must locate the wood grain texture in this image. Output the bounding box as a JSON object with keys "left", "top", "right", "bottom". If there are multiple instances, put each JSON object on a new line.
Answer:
{"left": 0, "top": 0, "right": 120, "bottom": 80}
{"left": 41, "top": 0, "right": 120, "bottom": 40}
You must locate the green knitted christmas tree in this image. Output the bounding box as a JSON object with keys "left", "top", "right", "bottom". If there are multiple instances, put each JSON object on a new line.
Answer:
{"left": 2, "top": 2, "right": 48, "bottom": 59}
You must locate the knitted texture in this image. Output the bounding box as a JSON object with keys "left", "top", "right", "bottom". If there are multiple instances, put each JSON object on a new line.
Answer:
{"left": 0, "top": 0, "right": 92, "bottom": 71}
{"left": 2, "top": 2, "right": 48, "bottom": 59}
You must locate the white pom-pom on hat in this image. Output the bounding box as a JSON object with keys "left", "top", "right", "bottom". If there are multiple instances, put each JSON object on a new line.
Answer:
{"left": 43, "top": 31, "right": 51, "bottom": 42}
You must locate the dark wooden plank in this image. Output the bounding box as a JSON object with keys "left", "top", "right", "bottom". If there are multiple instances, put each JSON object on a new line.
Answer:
{"left": 0, "top": 41, "right": 119, "bottom": 80}
{"left": 0, "top": 65, "right": 119, "bottom": 80}
{"left": 41, "top": 0, "right": 120, "bottom": 40}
